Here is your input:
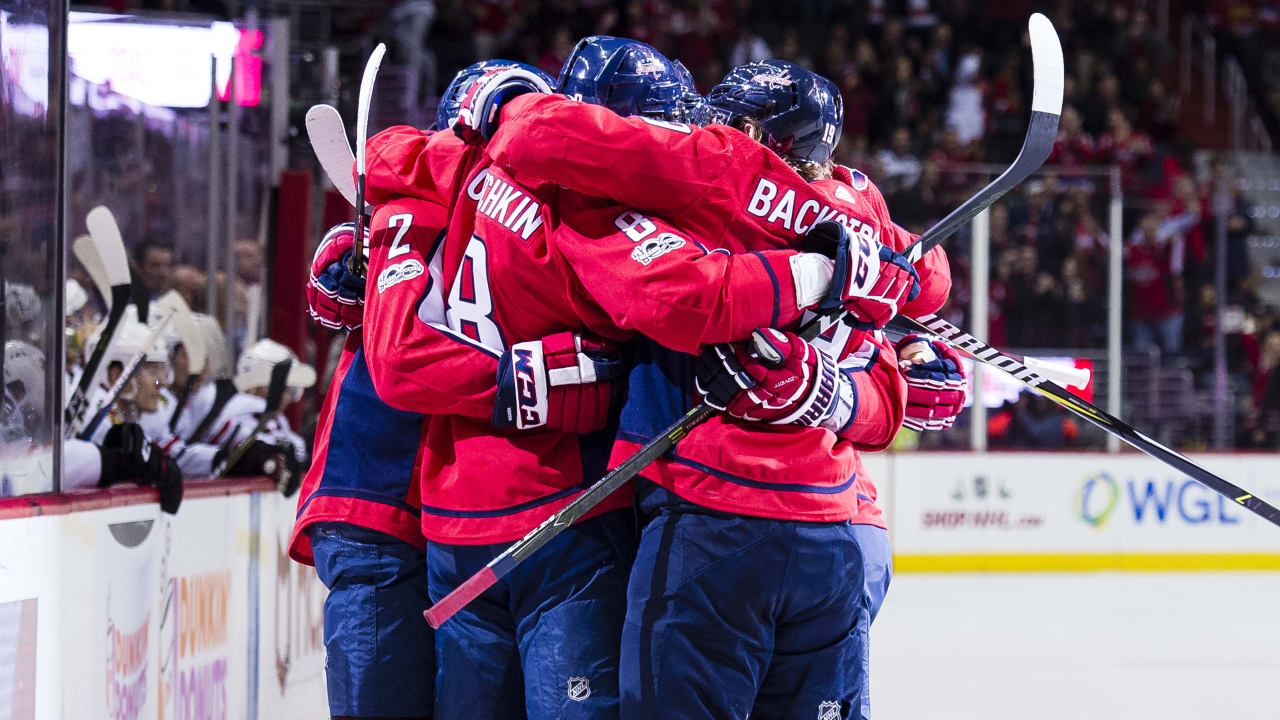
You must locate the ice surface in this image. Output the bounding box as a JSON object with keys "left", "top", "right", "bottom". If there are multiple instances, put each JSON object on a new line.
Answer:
{"left": 872, "top": 572, "right": 1280, "bottom": 719}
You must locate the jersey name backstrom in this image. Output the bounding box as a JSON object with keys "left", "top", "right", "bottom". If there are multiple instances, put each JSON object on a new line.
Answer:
{"left": 745, "top": 177, "right": 880, "bottom": 243}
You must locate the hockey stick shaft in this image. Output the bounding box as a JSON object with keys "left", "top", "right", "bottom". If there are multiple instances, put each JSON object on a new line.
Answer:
{"left": 65, "top": 285, "right": 131, "bottom": 435}
{"left": 213, "top": 359, "right": 292, "bottom": 477}
{"left": 351, "top": 44, "right": 386, "bottom": 276}
{"left": 908, "top": 312, "right": 1280, "bottom": 527}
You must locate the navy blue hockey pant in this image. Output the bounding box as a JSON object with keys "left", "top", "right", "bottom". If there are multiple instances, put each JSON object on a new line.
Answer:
{"left": 427, "top": 508, "right": 636, "bottom": 720}
{"left": 851, "top": 524, "right": 892, "bottom": 720}
{"left": 620, "top": 482, "right": 869, "bottom": 720}
{"left": 310, "top": 522, "right": 435, "bottom": 719}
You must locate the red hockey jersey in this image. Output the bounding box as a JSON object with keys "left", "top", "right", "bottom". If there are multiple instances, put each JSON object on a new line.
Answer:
{"left": 360, "top": 128, "right": 874, "bottom": 542}
{"left": 485, "top": 94, "right": 953, "bottom": 524}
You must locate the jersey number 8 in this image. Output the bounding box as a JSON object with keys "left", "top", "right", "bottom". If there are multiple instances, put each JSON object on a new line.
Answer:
{"left": 446, "top": 236, "right": 505, "bottom": 350}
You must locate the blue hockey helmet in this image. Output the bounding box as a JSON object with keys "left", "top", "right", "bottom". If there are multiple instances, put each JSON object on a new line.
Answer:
{"left": 704, "top": 59, "right": 843, "bottom": 165}
{"left": 556, "top": 35, "right": 698, "bottom": 120}
{"left": 435, "top": 59, "right": 554, "bottom": 130}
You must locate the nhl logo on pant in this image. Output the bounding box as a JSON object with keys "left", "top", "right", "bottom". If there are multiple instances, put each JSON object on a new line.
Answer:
{"left": 817, "top": 700, "right": 841, "bottom": 720}
{"left": 567, "top": 676, "right": 591, "bottom": 702}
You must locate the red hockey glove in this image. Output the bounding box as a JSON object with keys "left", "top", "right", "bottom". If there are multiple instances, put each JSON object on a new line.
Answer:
{"left": 695, "top": 328, "right": 854, "bottom": 429}
{"left": 896, "top": 333, "right": 968, "bottom": 432}
{"left": 493, "top": 331, "right": 626, "bottom": 434}
{"left": 805, "top": 221, "right": 920, "bottom": 330}
{"left": 453, "top": 66, "right": 553, "bottom": 145}
{"left": 306, "top": 223, "right": 369, "bottom": 331}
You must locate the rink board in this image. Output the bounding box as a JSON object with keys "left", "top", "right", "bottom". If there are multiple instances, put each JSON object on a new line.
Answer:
{"left": 0, "top": 481, "right": 327, "bottom": 720}
{"left": 2, "top": 452, "right": 1279, "bottom": 718}
{"left": 874, "top": 452, "right": 1280, "bottom": 571}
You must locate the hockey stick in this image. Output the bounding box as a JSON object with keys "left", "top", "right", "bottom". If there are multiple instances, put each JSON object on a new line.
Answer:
{"left": 76, "top": 292, "right": 187, "bottom": 440}
{"left": 212, "top": 359, "right": 292, "bottom": 478}
{"left": 305, "top": 104, "right": 357, "bottom": 207}
{"left": 425, "top": 13, "right": 1064, "bottom": 627}
{"left": 167, "top": 300, "right": 208, "bottom": 432}
{"left": 883, "top": 319, "right": 1091, "bottom": 389}
{"left": 904, "top": 12, "right": 1063, "bottom": 264}
{"left": 351, "top": 43, "right": 387, "bottom": 276}
{"left": 73, "top": 234, "right": 114, "bottom": 309}
{"left": 906, "top": 312, "right": 1280, "bottom": 527}
{"left": 66, "top": 207, "right": 133, "bottom": 436}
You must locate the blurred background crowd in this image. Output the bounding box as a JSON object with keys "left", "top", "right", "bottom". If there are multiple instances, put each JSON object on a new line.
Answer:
{"left": 5, "top": 0, "right": 1280, "bottom": 501}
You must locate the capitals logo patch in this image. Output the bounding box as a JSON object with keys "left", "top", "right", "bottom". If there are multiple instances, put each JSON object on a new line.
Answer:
{"left": 377, "top": 259, "right": 424, "bottom": 293}
{"left": 567, "top": 676, "right": 591, "bottom": 702}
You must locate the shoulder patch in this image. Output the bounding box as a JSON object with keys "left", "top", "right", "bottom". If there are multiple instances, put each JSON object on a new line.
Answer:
{"left": 631, "top": 233, "right": 686, "bottom": 265}
{"left": 377, "top": 258, "right": 425, "bottom": 293}
{"left": 849, "top": 168, "right": 869, "bottom": 191}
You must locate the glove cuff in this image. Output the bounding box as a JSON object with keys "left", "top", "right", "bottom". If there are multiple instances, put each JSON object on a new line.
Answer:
{"left": 790, "top": 252, "right": 835, "bottom": 309}
{"left": 819, "top": 368, "right": 859, "bottom": 434}
{"left": 493, "top": 340, "right": 549, "bottom": 430}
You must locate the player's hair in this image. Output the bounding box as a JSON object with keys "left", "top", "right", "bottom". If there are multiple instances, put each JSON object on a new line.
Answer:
{"left": 731, "top": 117, "right": 833, "bottom": 181}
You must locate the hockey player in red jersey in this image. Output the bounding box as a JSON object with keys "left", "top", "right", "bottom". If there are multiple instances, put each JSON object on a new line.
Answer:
{"left": 357, "top": 39, "right": 930, "bottom": 719}
{"left": 289, "top": 61, "right": 603, "bottom": 720}
{"left": 467, "top": 58, "right": 966, "bottom": 717}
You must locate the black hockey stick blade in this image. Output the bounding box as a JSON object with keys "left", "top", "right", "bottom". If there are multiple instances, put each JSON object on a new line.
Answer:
{"left": 903, "top": 12, "right": 1062, "bottom": 264}
{"left": 906, "top": 312, "right": 1280, "bottom": 528}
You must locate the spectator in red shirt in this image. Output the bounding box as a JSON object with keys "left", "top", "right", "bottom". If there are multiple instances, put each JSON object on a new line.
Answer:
{"left": 1126, "top": 203, "right": 1199, "bottom": 356}
{"left": 1049, "top": 106, "right": 1096, "bottom": 181}
{"left": 1097, "top": 107, "right": 1154, "bottom": 194}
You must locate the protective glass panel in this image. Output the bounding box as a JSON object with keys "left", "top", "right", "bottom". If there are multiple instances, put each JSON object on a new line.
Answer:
{"left": 1, "top": 0, "right": 62, "bottom": 495}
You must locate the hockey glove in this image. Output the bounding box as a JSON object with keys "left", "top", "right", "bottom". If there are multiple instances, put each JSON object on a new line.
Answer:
{"left": 453, "top": 66, "right": 553, "bottom": 145}
{"left": 896, "top": 333, "right": 968, "bottom": 432}
{"left": 307, "top": 222, "right": 369, "bottom": 331}
{"left": 493, "top": 331, "right": 625, "bottom": 434}
{"left": 805, "top": 220, "right": 920, "bottom": 330}
{"left": 99, "top": 423, "right": 184, "bottom": 514}
{"left": 695, "top": 328, "right": 856, "bottom": 431}
{"left": 213, "top": 439, "right": 302, "bottom": 495}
